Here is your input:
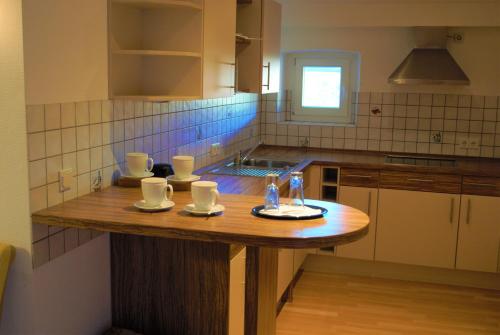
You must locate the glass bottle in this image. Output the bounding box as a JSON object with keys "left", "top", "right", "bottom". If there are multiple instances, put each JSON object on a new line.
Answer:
{"left": 264, "top": 173, "right": 280, "bottom": 210}
{"left": 288, "top": 171, "right": 305, "bottom": 208}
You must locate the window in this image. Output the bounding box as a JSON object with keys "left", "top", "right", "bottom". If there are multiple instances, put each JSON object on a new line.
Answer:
{"left": 286, "top": 51, "right": 360, "bottom": 124}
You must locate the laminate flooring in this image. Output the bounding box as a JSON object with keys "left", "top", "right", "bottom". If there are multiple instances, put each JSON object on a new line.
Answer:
{"left": 276, "top": 272, "right": 500, "bottom": 334}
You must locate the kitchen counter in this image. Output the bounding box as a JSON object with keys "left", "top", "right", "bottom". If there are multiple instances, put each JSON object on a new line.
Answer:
{"left": 32, "top": 186, "right": 368, "bottom": 335}
{"left": 248, "top": 146, "right": 500, "bottom": 177}
{"left": 198, "top": 146, "right": 500, "bottom": 198}
{"left": 32, "top": 187, "right": 368, "bottom": 249}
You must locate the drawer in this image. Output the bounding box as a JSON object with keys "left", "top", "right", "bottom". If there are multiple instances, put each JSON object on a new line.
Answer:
{"left": 462, "top": 176, "right": 500, "bottom": 197}
{"left": 340, "top": 168, "right": 379, "bottom": 188}
{"left": 380, "top": 171, "right": 461, "bottom": 194}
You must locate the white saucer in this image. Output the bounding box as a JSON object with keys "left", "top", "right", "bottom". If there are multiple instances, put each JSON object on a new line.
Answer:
{"left": 123, "top": 171, "right": 154, "bottom": 179}
{"left": 134, "top": 199, "right": 175, "bottom": 212}
{"left": 184, "top": 203, "right": 225, "bottom": 216}
{"left": 166, "top": 175, "right": 201, "bottom": 183}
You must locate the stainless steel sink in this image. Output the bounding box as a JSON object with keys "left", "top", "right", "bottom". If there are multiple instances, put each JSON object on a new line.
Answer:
{"left": 209, "top": 159, "right": 300, "bottom": 177}
{"left": 385, "top": 155, "right": 456, "bottom": 167}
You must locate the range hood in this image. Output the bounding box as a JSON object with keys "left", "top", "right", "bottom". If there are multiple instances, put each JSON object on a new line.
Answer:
{"left": 388, "top": 28, "right": 470, "bottom": 85}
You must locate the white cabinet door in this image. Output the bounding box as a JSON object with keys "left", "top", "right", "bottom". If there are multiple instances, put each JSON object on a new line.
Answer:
{"left": 229, "top": 247, "right": 246, "bottom": 335}
{"left": 276, "top": 248, "right": 294, "bottom": 302}
{"left": 336, "top": 186, "right": 378, "bottom": 260}
{"left": 375, "top": 189, "right": 460, "bottom": 269}
{"left": 203, "top": 0, "right": 237, "bottom": 98}
{"left": 456, "top": 195, "right": 500, "bottom": 273}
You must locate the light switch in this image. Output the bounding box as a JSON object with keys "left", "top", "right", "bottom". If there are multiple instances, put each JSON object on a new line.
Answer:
{"left": 59, "top": 168, "right": 74, "bottom": 192}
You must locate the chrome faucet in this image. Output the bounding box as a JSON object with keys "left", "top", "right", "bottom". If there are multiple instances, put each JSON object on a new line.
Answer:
{"left": 234, "top": 141, "right": 262, "bottom": 165}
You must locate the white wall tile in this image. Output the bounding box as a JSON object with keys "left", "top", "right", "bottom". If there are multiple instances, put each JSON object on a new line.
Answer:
{"left": 90, "top": 147, "right": 103, "bottom": 171}
{"left": 75, "top": 101, "right": 89, "bottom": 126}
{"left": 46, "top": 156, "right": 62, "bottom": 184}
{"left": 76, "top": 126, "right": 90, "bottom": 150}
{"left": 47, "top": 182, "right": 63, "bottom": 207}
{"left": 49, "top": 231, "right": 65, "bottom": 260}
{"left": 30, "top": 186, "right": 47, "bottom": 213}
{"left": 77, "top": 173, "right": 90, "bottom": 196}
{"left": 61, "top": 127, "right": 77, "bottom": 154}
{"left": 89, "top": 101, "right": 102, "bottom": 124}
{"left": 64, "top": 228, "right": 79, "bottom": 252}
{"left": 32, "top": 239, "right": 50, "bottom": 268}
{"left": 77, "top": 149, "right": 90, "bottom": 174}
{"left": 102, "top": 100, "right": 113, "bottom": 122}
{"left": 28, "top": 132, "right": 46, "bottom": 161}
{"left": 89, "top": 124, "right": 103, "bottom": 147}
{"left": 61, "top": 103, "right": 76, "bottom": 128}
{"left": 45, "top": 104, "right": 61, "bottom": 130}
{"left": 29, "top": 159, "right": 47, "bottom": 188}
{"left": 45, "top": 130, "right": 62, "bottom": 157}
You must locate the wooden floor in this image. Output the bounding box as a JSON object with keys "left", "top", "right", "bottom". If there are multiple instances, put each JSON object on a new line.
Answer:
{"left": 276, "top": 272, "right": 500, "bottom": 335}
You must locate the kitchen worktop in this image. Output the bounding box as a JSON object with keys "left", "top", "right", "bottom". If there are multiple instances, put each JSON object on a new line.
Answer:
{"left": 198, "top": 145, "right": 500, "bottom": 197}
{"left": 32, "top": 187, "right": 369, "bottom": 249}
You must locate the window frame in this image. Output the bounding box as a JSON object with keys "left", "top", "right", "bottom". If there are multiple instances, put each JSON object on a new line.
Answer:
{"left": 287, "top": 51, "right": 360, "bottom": 124}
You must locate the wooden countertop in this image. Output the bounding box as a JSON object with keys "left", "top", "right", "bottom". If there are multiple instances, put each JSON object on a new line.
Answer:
{"left": 250, "top": 146, "right": 500, "bottom": 177}
{"left": 32, "top": 187, "right": 369, "bottom": 249}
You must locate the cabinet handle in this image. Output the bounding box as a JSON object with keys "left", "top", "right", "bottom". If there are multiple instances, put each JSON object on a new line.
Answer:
{"left": 346, "top": 174, "right": 372, "bottom": 179}
{"left": 262, "top": 62, "right": 271, "bottom": 90}
{"left": 367, "top": 191, "right": 372, "bottom": 216}
{"left": 408, "top": 178, "right": 434, "bottom": 183}
{"left": 449, "top": 198, "right": 454, "bottom": 224}
{"left": 466, "top": 198, "right": 471, "bottom": 224}
{"left": 463, "top": 182, "right": 496, "bottom": 188}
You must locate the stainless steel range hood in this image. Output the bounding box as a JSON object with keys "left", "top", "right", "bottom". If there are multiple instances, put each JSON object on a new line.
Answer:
{"left": 388, "top": 28, "right": 470, "bottom": 85}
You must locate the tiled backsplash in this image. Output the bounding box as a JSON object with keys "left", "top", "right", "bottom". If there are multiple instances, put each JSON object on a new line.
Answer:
{"left": 27, "top": 94, "right": 260, "bottom": 268}
{"left": 262, "top": 92, "right": 500, "bottom": 158}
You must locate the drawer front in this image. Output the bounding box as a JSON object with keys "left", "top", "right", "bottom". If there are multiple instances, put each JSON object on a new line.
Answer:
{"left": 380, "top": 171, "right": 461, "bottom": 194}
{"left": 462, "top": 176, "right": 500, "bottom": 197}
{"left": 340, "top": 168, "right": 379, "bottom": 188}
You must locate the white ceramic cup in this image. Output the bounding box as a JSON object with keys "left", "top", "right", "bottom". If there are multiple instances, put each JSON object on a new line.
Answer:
{"left": 191, "top": 181, "right": 220, "bottom": 211}
{"left": 127, "top": 152, "right": 154, "bottom": 177}
{"left": 172, "top": 155, "right": 194, "bottom": 180}
{"left": 141, "top": 177, "right": 173, "bottom": 207}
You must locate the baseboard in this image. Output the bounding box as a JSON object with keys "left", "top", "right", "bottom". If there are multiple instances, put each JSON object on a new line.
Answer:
{"left": 303, "top": 255, "right": 500, "bottom": 291}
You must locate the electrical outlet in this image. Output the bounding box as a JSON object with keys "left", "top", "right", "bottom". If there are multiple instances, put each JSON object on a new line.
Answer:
{"left": 431, "top": 131, "right": 442, "bottom": 144}
{"left": 210, "top": 143, "right": 221, "bottom": 156}
{"left": 59, "top": 168, "right": 74, "bottom": 192}
{"left": 467, "top": 135, "right": 480, "bottom": 150}
{"left": 456, "top": 136, "right": 468, "bottom": 150}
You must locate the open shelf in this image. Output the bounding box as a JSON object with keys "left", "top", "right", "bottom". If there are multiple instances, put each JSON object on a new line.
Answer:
{"left": 111, "top": 0, "right": 203, "bottom": 10}
{"left": 111, "top": 53, "right": 202, "bottom": 100}
{"left": 109, "top": 0, "right": 203, "bottom": 101}
{"left": 113, "top": 49, "right": 202, "bottom": 58}
{"left": 321, "top": 185, "right": 338, "bottom": 202}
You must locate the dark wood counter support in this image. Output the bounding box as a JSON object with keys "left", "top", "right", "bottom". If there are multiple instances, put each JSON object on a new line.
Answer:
{"left": 245, "top": 247, "right": 278, "bottom": 335}
{"left": 111, "top": 234, "right": 230, "bottom": 335}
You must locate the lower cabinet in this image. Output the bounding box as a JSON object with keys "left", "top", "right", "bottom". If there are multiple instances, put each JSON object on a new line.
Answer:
{"left": 229, "top": 247, "right": 246, "bottom": 335}
{"left": 336, "top": 186, "right": 378, "bottom": 260}
{"left": 276, "top": 248, "right": 294, "bottom": 302}
{"left": 375, "top": 189, "right": 460, "bottom": 269}
{"left": 456, "top": 195, "right": 500, "bottom": 273}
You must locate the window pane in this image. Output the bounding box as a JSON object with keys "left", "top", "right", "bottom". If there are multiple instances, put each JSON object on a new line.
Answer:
{"left": 301, "top": 66, "right": 342, "bottom": 108}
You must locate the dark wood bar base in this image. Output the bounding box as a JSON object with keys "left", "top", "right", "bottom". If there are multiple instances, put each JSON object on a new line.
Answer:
{"left": 110, "top": 234, "right": 230, "bottom": 335}
{"left": 245, "top": 247, "right": 278, "bottom": 335}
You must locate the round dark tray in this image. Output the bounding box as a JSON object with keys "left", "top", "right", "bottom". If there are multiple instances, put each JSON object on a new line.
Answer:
{"left": 251, "top": 205, "right": 328, "bottom": 220}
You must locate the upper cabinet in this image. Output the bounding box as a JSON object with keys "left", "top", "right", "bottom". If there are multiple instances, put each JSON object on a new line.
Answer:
{"left": 108, "top": 0, "right": 236, "bottom": 101}
{"left": 236, "top": 0, "right": 281, "bottom": 94}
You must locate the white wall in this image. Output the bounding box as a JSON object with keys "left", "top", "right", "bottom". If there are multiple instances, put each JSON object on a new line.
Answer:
{"left": 282, "top": 26, "right": 500, "bottom": 95}
{"left": 23, "top": 0, "right": 108, "bottom": 105}
{"left": 0, "top": 0, "right": 111, "bottom": 333}
{"left": 278, "top": 0, "right": 500, "bottom": 28}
